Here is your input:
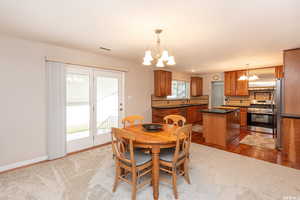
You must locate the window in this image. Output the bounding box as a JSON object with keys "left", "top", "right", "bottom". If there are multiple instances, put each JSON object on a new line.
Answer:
{"left": 168, "top": 80, "right": 190, "bottom": 99}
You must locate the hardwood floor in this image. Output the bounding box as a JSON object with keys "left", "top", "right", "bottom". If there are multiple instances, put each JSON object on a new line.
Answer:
{"left": 192, "top": 128, "right": 300, "bottom": 170}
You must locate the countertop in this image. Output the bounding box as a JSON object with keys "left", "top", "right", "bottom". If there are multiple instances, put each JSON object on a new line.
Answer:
{"left": 152, "top": 103, "right": 208, "bottom": 109}
{"left": 222, "top": 104, "right": 249, "bottom": 108}
{"left": 200, "top": 108, "right": 238, "bottom": 114}
{"left": 281, "top": 113, "right": 300, "bottom": 119}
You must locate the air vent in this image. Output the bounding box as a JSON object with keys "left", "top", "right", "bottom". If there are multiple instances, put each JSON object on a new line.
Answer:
{"left": 99, "top": 46, "right": 111, "bottom": 51}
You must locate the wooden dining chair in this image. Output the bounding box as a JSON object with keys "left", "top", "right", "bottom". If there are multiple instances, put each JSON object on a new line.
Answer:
{"left": 159, "top": 124, "right": 192, "bottom": 199}
{"left": 163, "top": 114, "right": 186, "bottom": 127}
{"left": 111, "top": 128, "right": 152, "bottom": 200}
{"left": 122, "top": 115, "right": 144, "bottom": 128}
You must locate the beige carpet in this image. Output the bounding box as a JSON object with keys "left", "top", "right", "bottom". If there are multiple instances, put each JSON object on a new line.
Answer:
{"left": 1, "top": 143, "right": 300, "bottom": 200}
{"left": 240, "top": 133, "right": 276, "bottom": 149}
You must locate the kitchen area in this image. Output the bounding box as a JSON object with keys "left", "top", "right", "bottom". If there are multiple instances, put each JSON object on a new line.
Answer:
{"left": 151, "top": 48, "right": 300, "bottom": 168}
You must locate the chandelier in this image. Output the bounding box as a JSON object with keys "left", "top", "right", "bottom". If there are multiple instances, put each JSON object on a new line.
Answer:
{"left": 238, "top": 64, "right": 259, "bottom": 81}
{"left": 143, "top": 29, "right": 175, "bottom": 67}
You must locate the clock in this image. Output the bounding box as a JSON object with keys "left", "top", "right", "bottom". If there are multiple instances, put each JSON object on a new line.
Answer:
{"left": 212, "top": 74, "right": 220, "bottom": 81}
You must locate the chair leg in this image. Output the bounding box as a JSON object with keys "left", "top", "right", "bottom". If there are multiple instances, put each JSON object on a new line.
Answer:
{"left": 131, "top": 172, "right": 137, "bottom": 200}
{"left": 112, "top": 163, "right": 120, "bottom": 192}
{"left": 172, "top": 168, "right": 178, "bottom": 199}
{"left": 184, "top": 160, "right": 191, "bottom": 184}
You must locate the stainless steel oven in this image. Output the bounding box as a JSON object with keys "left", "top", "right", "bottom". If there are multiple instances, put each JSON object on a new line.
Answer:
{"left": 247, "top": 107, "right": 275, "bottom": 131}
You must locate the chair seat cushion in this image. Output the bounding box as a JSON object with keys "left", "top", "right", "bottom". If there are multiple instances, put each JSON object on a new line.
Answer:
{"left": 159, "top": 148, "right": 186, "bottom": 162}
{"left": 124, "top": 150, "right": 152, "bottom": 166}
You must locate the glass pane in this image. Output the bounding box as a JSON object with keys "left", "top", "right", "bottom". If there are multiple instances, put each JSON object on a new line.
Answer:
{"left": 97, "top": 76, "right": 119, "bottom": 134}
{"left": 66, "top": 73, "right": 90, "bottom": 141}
{"left": 177, "top": 81, "right": 186, "bottom": 98}
{"left": 168, "top": 80, "right": 188, "bottom": 99}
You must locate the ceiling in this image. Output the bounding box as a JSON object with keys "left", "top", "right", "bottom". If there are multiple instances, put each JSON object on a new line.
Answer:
{"left": 0, "top": 0, "right": 300, "bottom": 74}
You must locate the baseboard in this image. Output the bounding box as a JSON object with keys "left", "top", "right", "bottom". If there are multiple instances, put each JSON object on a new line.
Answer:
{"left": 0, "top": 156, "right": 48, "bottom": 173}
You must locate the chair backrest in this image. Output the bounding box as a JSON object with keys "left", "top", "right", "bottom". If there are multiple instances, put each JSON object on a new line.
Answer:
{"left": 172, "top": 124, "right": 192, "bottom": 164}
{"left": 122, "top": 115, "right": 144, "bottom": 128}
{"left": 111, "top": 128, "right": 136, "bottom": 167}
{"left": 163, "top": 115, "right": 186, "bottom": 127}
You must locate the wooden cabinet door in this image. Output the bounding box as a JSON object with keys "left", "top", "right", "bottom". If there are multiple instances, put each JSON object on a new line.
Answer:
{"left": 152, "top": 108, "right": 180, "bottom": 123}
{"left": 154, "top": 70, "right": 172, "bottom": 97}
{"left": 186, "top": 107, "right": 195, "bottom": 124}
{"left": 197, "top": 105, "right": 208, "bottom": 124}
{"left": 275, "top": 65, "right": 284, "bottom": 79}
{"left": 191, "top": 77, "right": 203, "bottom": 97}
{"left": 165, "top": 71, "right": 172, "bottom": 96}
{"left": 224, "top": 72, "right": 231, "bottom": 96}
{"left": 230, "top": 71, "right": 237, "bottom": 96}
{"left": 225, "top": 71, "right": 236, "bottom": 96}
{"left": 284, "top": 49, "right": 300, "bottom": 115}
{"left": 240, "top": 108, "right": 248, "bottom": 127}
{"left": 236, "top": 70, "right": 249, "bottom": 96}
{"left": 197, "top": 78, "right": 203, "bottom": 96}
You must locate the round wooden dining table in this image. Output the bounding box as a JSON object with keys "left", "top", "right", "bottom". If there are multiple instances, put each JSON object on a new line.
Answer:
{"left": 123, "top": 124, "right": 178, "bottom": 200}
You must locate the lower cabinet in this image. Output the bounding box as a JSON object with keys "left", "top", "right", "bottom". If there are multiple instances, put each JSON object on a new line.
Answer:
{"left": 240, "top": 108, "right": 248, "bottom": 127}
{"left": 152, "top": 105, "right": 208, "bottom": 125}
{"left": 282, "top": 117, "right": 300, "bottom": 164}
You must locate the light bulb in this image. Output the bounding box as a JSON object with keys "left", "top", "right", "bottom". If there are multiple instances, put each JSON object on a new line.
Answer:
{"left": 161, "top": 50, "right": 169, "bottom": 61}
{"left": 238, "top": 75, "right": 248, "bottom": 81}
{"left": 144, "top": 50, "right": 153, "bottom": 61}
{"left": 156, "top": 59, "right": 165, "bottom": 67}
{"left": 249, "top": 75, "right": 259, "bottom": 81}
{"left": 143, "top": 58, "right": 151, "bottom": 66}
{"left": 167, "top": 56, "right": 176, "bottom": 65}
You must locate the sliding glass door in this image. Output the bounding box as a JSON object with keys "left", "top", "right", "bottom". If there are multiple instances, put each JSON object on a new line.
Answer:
{"left": 93, "top": 70, "right": 123, "bottom": 145}
{"left": 66, "top": 66, "right": 124, "bottom": 153}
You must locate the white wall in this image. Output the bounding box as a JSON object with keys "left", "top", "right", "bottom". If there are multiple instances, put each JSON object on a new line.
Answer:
{"left": 172, "top": 71, "right": 191, "bottom": 82}
{"left": 0, "top": 35, "right": 153, "bottom": 167}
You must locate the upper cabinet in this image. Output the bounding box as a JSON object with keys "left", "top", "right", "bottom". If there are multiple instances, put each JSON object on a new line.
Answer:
{"left": 154, "top": 70, "right": 172, "bottom": 97}
{"left": 190, "top": 77, "right": 203, "bottom": 97}
{"left": 275, "top": 65, "right": 284, "bottom": 78}
{"left": 236, "top": 70, "right": 249, "bottom": 96}
{"left": 224, "top": 71, "right": 237, "bottom": 96}
{"left": 284, "top": 49, "right": 300, "bottom": 115}
{"left": 224, "top": 70, "right": 248, "bottom": 96}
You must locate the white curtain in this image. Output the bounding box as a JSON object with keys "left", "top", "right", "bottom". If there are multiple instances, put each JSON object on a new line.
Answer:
{"left": 46, "top": 61, "right": 66, "bottom": 160}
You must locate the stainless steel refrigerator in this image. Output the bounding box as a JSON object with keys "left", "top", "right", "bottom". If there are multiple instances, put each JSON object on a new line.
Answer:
{"left": 275, "top": 78, "right": 284, "bottom": 149}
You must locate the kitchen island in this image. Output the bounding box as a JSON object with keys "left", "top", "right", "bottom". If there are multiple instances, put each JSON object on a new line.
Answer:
{"left": 201, "top": 108, "right": 240, "bottom": 147}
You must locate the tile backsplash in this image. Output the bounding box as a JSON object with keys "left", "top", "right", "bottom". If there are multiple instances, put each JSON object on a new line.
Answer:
{"left": 225, "top": 96, "right": 250, "bottom": 106}
{"left": 151, "top": 95, "right": 209, "bottom": 106}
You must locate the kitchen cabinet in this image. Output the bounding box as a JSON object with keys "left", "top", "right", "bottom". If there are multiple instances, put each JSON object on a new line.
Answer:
{"left": 224, "top": 71, "right": 237, "bottom": 96}
{"left": 282, "top": 117, "right": 300, "bottom": 164}
{"left": 224, "top": 70, "right": 249, "bottom": 96}
{"left": 240, "top": 108, "right": 248, "bottom": 127}
{"left": 281, "top": 48, "right": 300, "bottom": 165}
{"left": 202, "top": 109, "right": 240, "bottom": 147}
{"left": 152, "top": 105, "right": 208, "bottom": 124}
{"left": 190, "top": 77, "right": 203, "bottom": 97}
{"left": 284, "top": 48, "right": 300, "bottom": 115}
{"left": 186, "top": 105, "right": 208, "bottom": 124}
{"left": 152, "top": 107, "right": 182, "bottom": 123}
{"left": 236, "top": 70, "right": 249, "bottom": 96}
{"left": 154, "top": 70, "right": 172, "bottom": 97}
{"left": 275, "top": 65, "right": 284, "bottom": 79}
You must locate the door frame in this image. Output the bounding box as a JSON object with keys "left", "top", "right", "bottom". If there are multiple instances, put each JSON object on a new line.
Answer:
{"left": 66, "top": 66, "right": 94, "bottom": 153}
{"left": 92, "top": 68, "right": 125, "bottom": 146}
{"left": 66, "top": 65, "right": 125, "bottom": 153}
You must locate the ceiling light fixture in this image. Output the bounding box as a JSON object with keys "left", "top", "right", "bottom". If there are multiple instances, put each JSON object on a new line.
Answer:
{"left": 143, "top": 29, "right": 175, "bottom": 67}
{"left": 238, "top": 64, "right": 259, "bottom": 81}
